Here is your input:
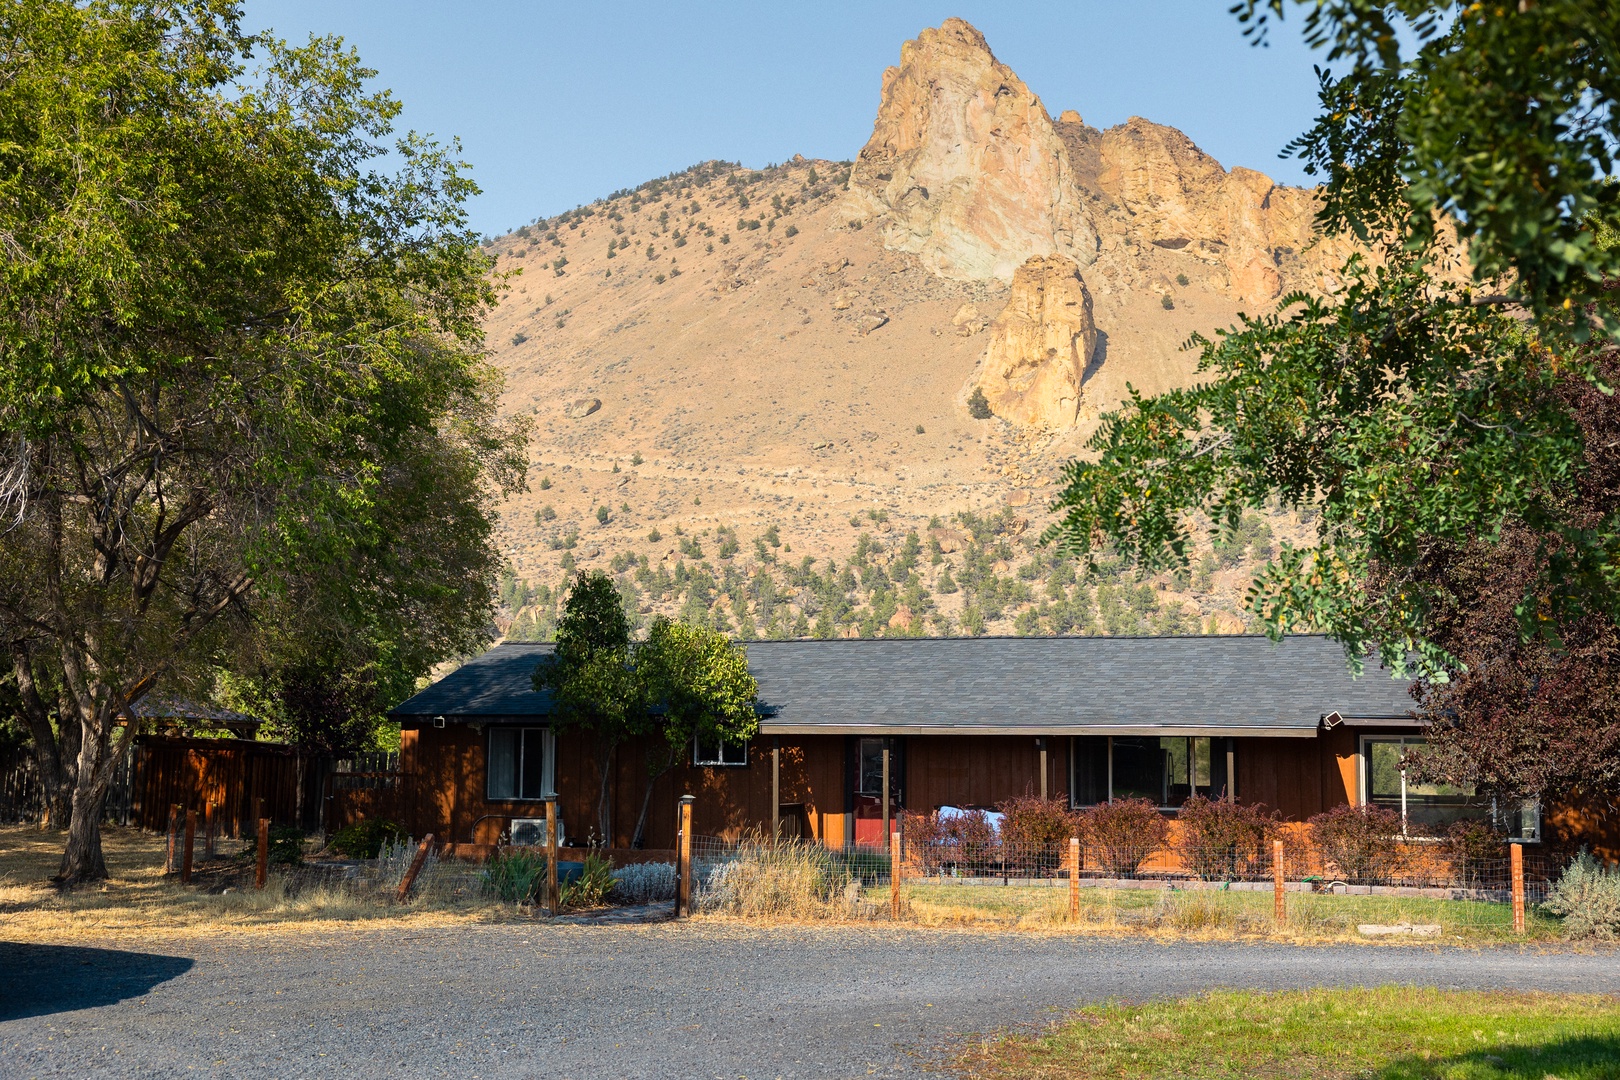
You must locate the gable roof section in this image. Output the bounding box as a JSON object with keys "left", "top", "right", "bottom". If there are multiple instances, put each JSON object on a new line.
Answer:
{"left": 392, "top": 641, "right": 554, "bottom": 718}
{"left": 390, "top": 635, "right": 1413, "bottom": 736}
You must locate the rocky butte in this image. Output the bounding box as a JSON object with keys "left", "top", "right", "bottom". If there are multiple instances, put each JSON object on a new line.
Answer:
{"left": 479, "top": 17, "right": 1336, "bottom": 639}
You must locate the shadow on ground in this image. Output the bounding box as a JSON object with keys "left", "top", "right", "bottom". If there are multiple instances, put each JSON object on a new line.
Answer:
{"left": 1379, "top": 1036, "right": 1620, "bottom": 1079}
{"left": 0, "top": 942, "right": 193, "bottom": 1021}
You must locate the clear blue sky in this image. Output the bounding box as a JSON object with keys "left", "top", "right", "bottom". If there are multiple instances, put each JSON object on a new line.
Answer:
{"left": 241, "top": 2, "right": 1330, "bottom": 238}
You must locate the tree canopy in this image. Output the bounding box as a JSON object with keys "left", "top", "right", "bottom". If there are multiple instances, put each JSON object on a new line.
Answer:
{"left": 0, "top": 0, "right": 525, "bottom": 880}
{"left": 1047, "top": 1, "right": 1620, "bottom": 804}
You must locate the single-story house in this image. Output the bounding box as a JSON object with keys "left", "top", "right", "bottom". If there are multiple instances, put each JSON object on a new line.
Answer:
{"left": 387, "top": 634, "right": 1615, "bottom": 855}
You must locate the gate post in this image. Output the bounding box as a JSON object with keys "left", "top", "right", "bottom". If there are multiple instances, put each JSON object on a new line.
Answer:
{"left": 1273, "top": 839, "right": 1286, "bottom": 924}
{"left": 545, "top": 796, "right": 560, "bottom": 916}
{"left": 181, "top": 809, "right": 197, "bottom": 884}
{"left": 1511, "top": 842, "right": 1526, "bottom": 935}
{"left": 676, "top": 794, "right": 695, "bottom": 918}
{"left": 1069, "top": 836, "right": 1081, "bottom": 922}
{"left": 890, "top": 818, "right": 902, "bottom": 919}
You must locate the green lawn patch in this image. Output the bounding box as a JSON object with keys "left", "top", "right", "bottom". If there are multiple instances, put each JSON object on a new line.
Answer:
{"left": 954, "top": 987, "right": 1620, "bottom": 1079}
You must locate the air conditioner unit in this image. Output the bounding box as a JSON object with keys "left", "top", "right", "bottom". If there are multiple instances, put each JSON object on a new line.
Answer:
{"left": 509, "top": 817, "right": 562, "bottom": 847}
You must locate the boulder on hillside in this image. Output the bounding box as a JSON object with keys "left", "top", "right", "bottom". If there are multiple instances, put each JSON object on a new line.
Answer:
{"left": 563, "top": 397, "right": 602, "bottom": 419}
{"left": 972, "top": 254, "right": 1097, "bottom": 429}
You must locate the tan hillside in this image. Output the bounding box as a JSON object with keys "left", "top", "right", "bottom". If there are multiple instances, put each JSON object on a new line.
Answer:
{"left": 483, "top": 18, "right": 1331, "bottom": 641}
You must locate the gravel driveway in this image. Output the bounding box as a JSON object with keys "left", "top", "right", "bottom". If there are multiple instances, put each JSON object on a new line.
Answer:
{"left": 2, "top": 924, "right": 1614, "bottom": 1079}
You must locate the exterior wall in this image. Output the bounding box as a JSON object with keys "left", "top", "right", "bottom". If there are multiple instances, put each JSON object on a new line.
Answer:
{"left": 396, "top": 723, "right": 1619, "bottom": 857}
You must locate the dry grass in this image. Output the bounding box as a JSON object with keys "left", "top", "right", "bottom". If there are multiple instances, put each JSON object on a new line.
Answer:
{"left": 0, "top": 824, "right": 523, "bottom": 943}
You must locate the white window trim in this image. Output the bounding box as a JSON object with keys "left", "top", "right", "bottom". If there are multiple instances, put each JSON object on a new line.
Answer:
{"left": 692, "top": 735, "right": 749, "bottom": 767}
{"left": 485, "top": 725, "right": 556, "bottom": 802}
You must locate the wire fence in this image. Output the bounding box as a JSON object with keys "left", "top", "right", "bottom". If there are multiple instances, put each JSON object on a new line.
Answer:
{"left": 688, "top": 833, "right": 1559, "bottom": 936}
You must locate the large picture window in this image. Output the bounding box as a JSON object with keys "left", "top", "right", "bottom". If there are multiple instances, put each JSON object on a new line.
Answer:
{"left": 486, "top": 726, "right": 553, "bottom": 801}
{"left": 1071, "top": 735, "right": 1232, "bottom": 808}
{"left": 1361, "top": 735, "right": 1479, "bottom": 833}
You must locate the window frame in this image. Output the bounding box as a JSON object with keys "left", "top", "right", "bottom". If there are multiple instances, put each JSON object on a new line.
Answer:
{"left": 485, "top": 725, "right": 555, "bottom": 802}
{"left": 692, "top": 735, "right": 750, "bottom": 768}
{"left": 1068, "top": 734, "right": 1234, "bottom": 810}
{"left": 1356, "top": 733, "right": 1540, "bottom": 840}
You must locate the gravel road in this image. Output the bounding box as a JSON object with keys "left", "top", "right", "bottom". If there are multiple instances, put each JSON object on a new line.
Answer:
{"left": 2, "top": 924, "right": 1614, "bottom": 1079}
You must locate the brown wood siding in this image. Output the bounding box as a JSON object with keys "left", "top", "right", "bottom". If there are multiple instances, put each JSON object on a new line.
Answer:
{"left": 904, "top": 736, "right": 1063, "bottom": 811}
{"left": 127, "top": 736, "right": 318, "bottom": 835}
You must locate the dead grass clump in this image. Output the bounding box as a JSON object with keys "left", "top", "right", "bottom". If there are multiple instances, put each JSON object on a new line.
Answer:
{"left": 697, "top": 838, "right": 855, "bottom": 918}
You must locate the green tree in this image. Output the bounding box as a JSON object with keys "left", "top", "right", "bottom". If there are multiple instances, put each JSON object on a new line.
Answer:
{"left": 1049, "top": 1, "right": 1620, "bottom": 683}
{"left": 628, "top": 617, "right": 759, "bottom": 848}
{"left": 0, "top": 1, "right": 524, "bottom": 882}
{"left": 533, "top": 571, "right": 646, "bottom": 840}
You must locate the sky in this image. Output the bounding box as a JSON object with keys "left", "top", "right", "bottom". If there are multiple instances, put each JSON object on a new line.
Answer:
{"left": 241, "top": 2, "right": 1332, "bottom": 239}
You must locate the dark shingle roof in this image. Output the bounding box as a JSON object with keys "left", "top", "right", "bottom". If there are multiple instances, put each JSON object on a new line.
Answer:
{"left": 390, "top": 635, "right": 1413, "bottom": 734}
{"left": 391, "top": 642, "right": 555, "bottom": 718}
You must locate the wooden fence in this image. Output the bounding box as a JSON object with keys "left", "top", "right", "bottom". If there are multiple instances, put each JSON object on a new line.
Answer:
{"left": 1, "top": 739, "right": 408, "bottom": 837}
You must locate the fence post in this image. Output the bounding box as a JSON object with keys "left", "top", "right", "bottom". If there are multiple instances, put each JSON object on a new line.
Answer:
{"left": 255, "top": 817, "right": 269, "bottom": 890}
{"left": 204, "top": 800, "right": 216, "bottom": 860}
{"left": 1511, "top": 842, "right": 1525, "bottom": 935}
{"left": 890, "top": 819, "right": 902, "bottom": 919}
{"left": 166, "top": 804, "right": 181, "bottom": 873}
{"left": 676, "top": 794, "right": 695, "bottom": 918}
{"left": 1069, "top": 836, "right": 1080, "bottom": 923}
{"left": 395, "top": 833, "right": 435, "bottom": 903}
{"left": 545, "top": 796, "right": 560, "bottom": 916}
{"left": 181, "top": 809, "right": 197, "bottom": 884}
{"left": 1272, "top": 838, "right": 1286, "bottom": 924}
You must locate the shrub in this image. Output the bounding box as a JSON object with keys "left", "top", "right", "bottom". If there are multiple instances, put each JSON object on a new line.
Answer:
{"left": 1176, "top": 796, "right": 1278, "bottom": 880}
{"left": 265, "top": 825, "right": 305, "bottom": 866}
{"left": 1443, "top": 818, "right": 1506, "bottom": 883}
{"left": 1542, "top": 850, "right": 1620, "bottom": 940}
{"left": 329, "top": 818, "right": 407, "bottom": 860}
{"left": 1174, "top": 272, "right": 1189, "bottom": 286}
{"left": 647, "top": 527, "right": 662, "bottom": 543}
{"left": 1307, "top": 803, "right": 1402, "bottom": 884}
{"left": 560, "top": 849, "right": 615, "bottom": 909}
{"left": 1160, "top": 294, "right": 1175, "bottom": 310}
{"left": 996, "top": 794, "right": 1078, "bottom": 849}
{"left": 906, "top": 807, "right": 997, "bottom": 865}
{"left": 611, "top": 861, "right": 676, "bottom": 903}
{"left": 1080, "top": 798, "right": 1168, "bottom": 876}
{"left": 784, "top": 224, "right": 799, "bottom": 238}
{"left": 596, "top": 504, "right": 609, "bottom": 524}
{"left": 967, "top": 386, "right": 993, "bottom": 420}
{"left": 631, "top": 451, "right": 643, "bottom": 466}
{"left": 510, "top": 331, "right": 528, "bottom": 346}
{"left": 481, "top": 847, "right": 546, "bottom": 903}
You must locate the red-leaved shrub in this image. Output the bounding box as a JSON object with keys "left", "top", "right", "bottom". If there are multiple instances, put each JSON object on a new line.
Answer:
{"left": 1307, "top": 803, "right": 1402, "bottom": 884}
{"left": 1079, "top": 798, "right": 1168, "bottom": 876}
{"left": 995, "top": 794, "right": 1079, "bottom": 848}
{"left": 1176, "top": 795, "right": 1279, "bottom": 880}
{"left": 1443, "top": 818, "right": 1507, "bottom": 884}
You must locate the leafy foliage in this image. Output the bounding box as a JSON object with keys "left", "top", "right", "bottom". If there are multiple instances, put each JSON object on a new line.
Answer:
{"left": 1306, "top": 803, "right": 1401, "bottom": 883}
{"left": 1542, "top": 849, "right": 1620, "bottom": 941}
{"left": 328, "top": 819, "right": 408, "bottom": 860}
{"left": 1077, "top": 798, "right": 1168, "bottom": 876}
{"left": 0, "top": 1, "right": 524, "bottom": 882}
{"left": 1174, "top": 796, "right": 1279, "bottom": 881}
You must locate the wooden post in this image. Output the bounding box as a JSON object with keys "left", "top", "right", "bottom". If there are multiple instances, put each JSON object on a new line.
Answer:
{"left": 1037, "top": 738, "right": 1048, "bottom": 801}
{"left": 1272, "top": 838, "right": 1286, "bottom": 923}
{"left": 890, "top": 819, "right": 902, "bottom": 919}
{"left": 204, "top": 800, "right": 216, "bottom": 859}
{"left": 253, "top": 796, "right": 264, "bottom": 832}
{"left": 255, "top": 817, "right": 269, "bottom": 890}
{"left": 181, "top": 809, "right": 197, "bottom": 884}
{"left": 676, "top": 794, "right": 695, "bottom": 917}
{"left": 1511, "top": 842, "right": 1525, "bottom": 935}
{"left": 545, "top": 796, "right": 560, "bottom": 915}
{"left": 166, "top": 804, "right": 182, "bottom": 873}
{"left": 1069, "top": 836, "right": 1080, "bottom": 922}
{"left": 880, "top": 743, "right": 890, "bottom": 846}
{"left": 771, "top": 739, "right": 780, "bottom": 841}
{"left": 395, "top": 833, "right": 435, "bottom": 903}
{"left": 1225, "top": 739, "right": 1236, "bottom": 803}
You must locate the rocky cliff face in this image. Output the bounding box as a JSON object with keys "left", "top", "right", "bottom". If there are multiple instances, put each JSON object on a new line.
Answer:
{"left": 845, "top": 18, "right": 1098, "bottom": 283}
{"left": 973, "top": 255, "right": 1097, "bottom": 429}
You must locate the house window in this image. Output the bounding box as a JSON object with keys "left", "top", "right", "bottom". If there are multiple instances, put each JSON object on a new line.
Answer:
{"left": 857, "top": 737, "right": 894, "bottom": 795}
{"left": 1361, "top": 735, "right": 1480, "bottom": 833}
{"left": 693, "top": 736, "right": 749, "bottom": 767}
{"left": 487, "top": 726, "right": 552, "bottom": 801}
{"left": 1070, "top": 735, "right": 1232, "bottom": 808}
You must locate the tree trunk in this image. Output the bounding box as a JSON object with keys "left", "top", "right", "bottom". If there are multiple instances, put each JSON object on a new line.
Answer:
{"left": 630, "top": 745, "right": 680, "bottom": 851}
{"left": 55, "top": 726, "right": 113, "bottom": 884}
{"left": 594, "top": 735, "right": 618, "bottom": 844}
